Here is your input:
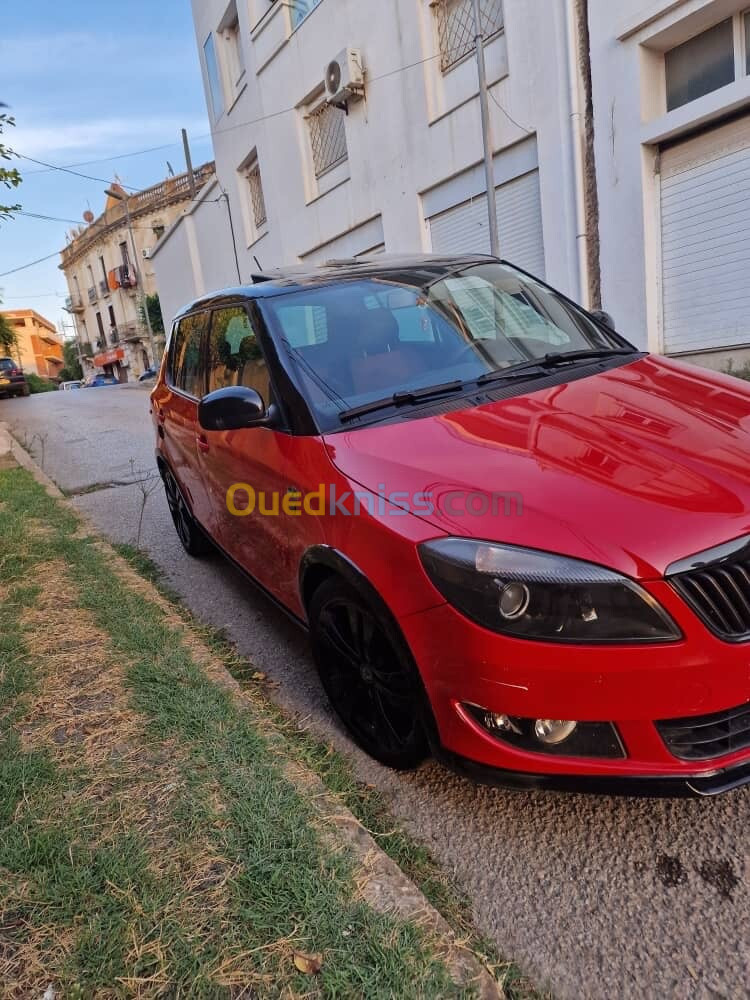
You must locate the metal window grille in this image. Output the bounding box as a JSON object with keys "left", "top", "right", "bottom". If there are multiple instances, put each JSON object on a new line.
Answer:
{"left": 434, "top": 0, "right": 504, "bottom": 72}
{"left": 247, "top": 162, "right": 267, "bottom": 228}
{"left": 308, "top": 102, "right": 348, "bottom": 178}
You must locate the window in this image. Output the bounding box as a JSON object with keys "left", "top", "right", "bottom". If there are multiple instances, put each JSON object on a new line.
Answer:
{"left": 308, "top": 102, "right": 348, "bottom": 178}
{"left": 169, "top": 313, "right": 207, "bottom": 397}
{"left": 207, "top": 307, "right": 271, "bottom": 402}
{"left": 204, "top": 33, "right": 225, "bottom": 119}
{"left": 223, "top": 12, "right": 245, "bottom": 87}
{"left": 119, "top": 241, "right": 130, "bottom": 268}
{"left": 434, "top": 0, "right": 504, "bottom": 72}
{"left": 107, "top": 305, "right": 116, "bottom": 330}
{"left": 665, "top": 19, "right": 735, "bottom": 111}
{"left": 95, "top": 312, "right": 105, "bottom": 346}
{"left": 99, "top": 256, "right": 107, "bottom": 282}
{"left": 246, "top": 160, "right": 267, "bottom": 228}
{"left": 275, "top": 305, "right": 328, "bottom": 347}
{"left": 290, "top": 0, "right": 323, "bottom": 30}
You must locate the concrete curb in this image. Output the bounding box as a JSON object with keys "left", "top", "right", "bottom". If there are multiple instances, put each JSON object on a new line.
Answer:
{"left": 0, "top": 425, "right": 504, "bottom": 998}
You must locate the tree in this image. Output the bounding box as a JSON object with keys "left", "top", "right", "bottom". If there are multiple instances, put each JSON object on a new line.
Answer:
{"left": 140, "top": 293, "right": 165, "bottom": 337}
{"left": 0, "top": 109, "right": 22, "bottom": 223}
{"left": 0, "top": 309, "right": 17, "bottom": 357}
{"left": 62, "top": 339, "right": 83, "bottom": 380}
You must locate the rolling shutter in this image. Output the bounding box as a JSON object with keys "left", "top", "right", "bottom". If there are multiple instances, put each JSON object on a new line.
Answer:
{"left": 661, "top": 116, "right": 750, "bottom": 354}
{"left": 429, "top": 170, "right": 546, "bottom": 278}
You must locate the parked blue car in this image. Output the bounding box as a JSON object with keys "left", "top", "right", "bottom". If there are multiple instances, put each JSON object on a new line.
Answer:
{"left": 83, "top": 374, "right": 119, "bottom": 388}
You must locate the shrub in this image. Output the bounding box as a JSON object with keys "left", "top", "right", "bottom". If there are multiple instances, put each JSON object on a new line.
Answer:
{"left": 26, "top": 373, "right": 57, "bottom": 394}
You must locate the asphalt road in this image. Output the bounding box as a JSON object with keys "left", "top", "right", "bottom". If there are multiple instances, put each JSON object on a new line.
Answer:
{"left": 3, "top": 387, "right": 749, "bottom": 1000}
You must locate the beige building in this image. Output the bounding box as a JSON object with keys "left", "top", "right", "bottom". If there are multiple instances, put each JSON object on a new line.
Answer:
{"left": 0, "top": 309, "right": 64, "bottom": 378}
{"left": 60, "top": 163, "right": 214, "bottom": 380}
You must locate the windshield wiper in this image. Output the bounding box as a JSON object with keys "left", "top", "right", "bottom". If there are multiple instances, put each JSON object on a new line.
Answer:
{"left": 338, "top": 380, "right": 465, "bottom": 423}
{"left": 477, "top": 348, "right": 635, "bottom": 386}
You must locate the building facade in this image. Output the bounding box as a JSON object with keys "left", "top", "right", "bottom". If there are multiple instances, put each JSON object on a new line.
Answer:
{"left": 590, "top": 0, "right": 750, "bottom": 370}
{"left": 60, "top": 163, "right": 214, "bottom": 381}
{"left": 0, "top": 309, "right": 64, "bottom": 378}
{"left": 152, "top": 0, "right": 593, "bottom": 330}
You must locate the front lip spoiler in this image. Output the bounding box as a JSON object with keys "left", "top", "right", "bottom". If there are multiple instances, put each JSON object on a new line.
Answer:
{"left": 438, "top": 750, "right": 750, "bottom": 798}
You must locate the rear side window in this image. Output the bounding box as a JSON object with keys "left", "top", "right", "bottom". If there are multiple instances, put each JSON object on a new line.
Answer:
{"left": 207, "top": 306, "right": 271, "bottom": 403}
{"left": 169, "top": 313, "right": 207, "bottom": 397}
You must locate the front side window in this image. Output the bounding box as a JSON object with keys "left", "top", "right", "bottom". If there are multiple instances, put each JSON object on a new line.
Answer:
{"left": 665, "top": 19, "right": 735, "bottom": 111}
{"left": 169, "top": 313, "right": 207, "bottom": 397}
{"left": 204, "top": 33, "right": 225, "bottom": 119}
{"left": 261, "top": 264, "right": 625, "bottom": 429}
{"left": 207, "top": 306, "right": 271, "bottom": 402}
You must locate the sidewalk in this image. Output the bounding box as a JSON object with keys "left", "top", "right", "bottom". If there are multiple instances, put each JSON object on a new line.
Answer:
{"left": 0, "top": 434, "right": 504, "bottom": 998}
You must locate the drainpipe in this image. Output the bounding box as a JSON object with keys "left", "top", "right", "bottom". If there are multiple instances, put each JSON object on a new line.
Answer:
{"left": 565, "top": 0, "right": 602, "bottom": 310}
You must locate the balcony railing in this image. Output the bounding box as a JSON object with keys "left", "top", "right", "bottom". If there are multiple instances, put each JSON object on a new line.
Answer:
{"left": 116, "top": 265, "right": 137, "bottom": 290}
{"left": 65, "top": 294, "right": 84, "bottom": 313}
{"left": 87, "top": 286, "right": 98, "bottom": 304}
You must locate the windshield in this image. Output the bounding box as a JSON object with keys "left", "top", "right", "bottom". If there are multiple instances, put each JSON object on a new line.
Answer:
{"left": 259, "top": 262, "right": 632, "bottom": 428}
{"left": 0, "top": 359, "right": 16, "bottom": 371}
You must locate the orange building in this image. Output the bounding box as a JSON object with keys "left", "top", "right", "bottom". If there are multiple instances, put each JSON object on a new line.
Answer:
{"left": 0, "top": 310, "right": 64, "bottom": 378}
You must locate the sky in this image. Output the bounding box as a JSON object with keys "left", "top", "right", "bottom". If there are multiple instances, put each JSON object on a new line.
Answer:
{"left": 0, "top": 0, "right": 214, "bottom": 338}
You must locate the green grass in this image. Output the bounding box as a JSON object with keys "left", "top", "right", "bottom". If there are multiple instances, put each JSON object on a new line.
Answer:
{"left": 112, "top": 545, "right": 543, "bottom": 1000}
{"left": 0, "top": 468, "right": 479, "bottom": 997}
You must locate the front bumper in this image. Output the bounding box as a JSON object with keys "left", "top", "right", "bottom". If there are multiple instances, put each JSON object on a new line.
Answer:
{"left": 400, "top": 578, "right": 750, "bottom": 794}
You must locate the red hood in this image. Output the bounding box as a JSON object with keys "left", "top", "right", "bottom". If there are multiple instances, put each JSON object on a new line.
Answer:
{"left": 323, "top": 355, "right": 750, "bottom": 579}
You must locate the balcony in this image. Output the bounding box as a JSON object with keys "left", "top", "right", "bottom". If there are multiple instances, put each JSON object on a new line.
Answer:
{"left": 65, "top": 294, "right": 84, "bottom": 313}
{"left": 87, "top": 286, "right": 98, "bottom": 304}
{"left": 99, "top": 279, "right": 110, "bottom": 297}
{"left": 116, "top": 265, "right": 137, "bottom": 290}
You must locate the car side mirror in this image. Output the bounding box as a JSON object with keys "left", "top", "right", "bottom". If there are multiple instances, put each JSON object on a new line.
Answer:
{"left": 591, "top": 309, "right": 616, "bottom": 331}
{"left": 198, "top": 386, "right": 274, "bottom": 431}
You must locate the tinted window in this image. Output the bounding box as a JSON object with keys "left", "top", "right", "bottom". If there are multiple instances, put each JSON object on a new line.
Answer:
{"left": 169, "top": 313, "right": 207, "bottom": 397}
{"left": 207, "top": 306, "right": 271, "bottom": 402}
{"left": 0, "top": 358, "right": 15, "bottom": 371}
{"left": 665, "top": 20, "right": 735, "bottom": 111}
{"left": 260, "top": 264, "right": 624, "bottom": 428}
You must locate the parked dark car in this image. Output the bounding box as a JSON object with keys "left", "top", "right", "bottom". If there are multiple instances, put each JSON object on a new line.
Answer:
{"left": 0, "top": 358, "right": 30, "bottom": 398}
{"left": 83, "top": 373, "right": 119, "bottom": 388}
{"left": 151, "top": 254, "right": 750, "bottom": 797}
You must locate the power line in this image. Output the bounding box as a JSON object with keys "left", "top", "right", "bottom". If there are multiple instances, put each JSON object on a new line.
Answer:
{"left": 15, "top": 154, "right": 140, "bottom": 191}
{"left": 0, "top": 250, "right": 61, "bottom": 277}
{"left": 22, "top": 137, "right": 212, "bottom": 175}
{"left": 488, "top": 89, "right": 532, "bottom": 135}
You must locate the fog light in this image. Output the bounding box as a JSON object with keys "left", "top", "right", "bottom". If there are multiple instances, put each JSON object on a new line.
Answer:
{"left": 499, "top": 582, "right": 530, "bottom": 620}
{"left": 486, "top": 712, "right": 523, "bottom": 735}
{"left": 534, "top": 719, "right": 577, "bottom": 745}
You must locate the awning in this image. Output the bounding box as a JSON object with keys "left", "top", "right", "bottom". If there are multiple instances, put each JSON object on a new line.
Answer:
{"left": 93, "top": 347, "right": 125, "bottom": 367}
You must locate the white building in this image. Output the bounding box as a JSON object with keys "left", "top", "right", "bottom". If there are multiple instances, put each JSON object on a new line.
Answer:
{"left": 590, "top": 0, "right": 750, "bottom": 370}
{"left": 153, "top": 0, "right": 592, "bottom": 324}
{"left": 153, "top": 0, "right": 750, "bottom": 373}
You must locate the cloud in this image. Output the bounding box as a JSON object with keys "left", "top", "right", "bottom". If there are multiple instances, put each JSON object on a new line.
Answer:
{"left": 14, "top": 116, "right": 210, "bottom": 161}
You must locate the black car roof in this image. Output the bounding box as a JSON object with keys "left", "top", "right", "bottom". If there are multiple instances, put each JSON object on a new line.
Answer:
{"left": 174, "top": 253, "right": 499, "bottom": 319}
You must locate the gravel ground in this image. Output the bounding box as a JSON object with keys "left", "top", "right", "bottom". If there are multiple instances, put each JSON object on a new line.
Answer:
{"left": 4, "top": 387, "right": 749, "bottom": 1000}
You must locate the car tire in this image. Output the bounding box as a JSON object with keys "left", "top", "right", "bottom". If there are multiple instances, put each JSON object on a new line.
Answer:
{"left": 309, "top": 577, "right": 430, "bottom": 770}
{"left": 162, "top": 466, "right": 211, "bottom": 557}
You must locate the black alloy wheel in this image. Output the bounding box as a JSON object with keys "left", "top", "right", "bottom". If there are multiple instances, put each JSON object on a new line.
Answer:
{"left": 310, "top": 578, "right": 429, "bottom": 769}
{"left": 162, "top": 467, "right": 209, "bottom": 557}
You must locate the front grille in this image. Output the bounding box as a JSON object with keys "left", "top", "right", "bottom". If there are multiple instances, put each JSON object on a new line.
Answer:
{"left": 657, "top": 702, "right": 750, "bottom": 761}
{"left": 669, "top": 540, "right": 750, "bottom": 641}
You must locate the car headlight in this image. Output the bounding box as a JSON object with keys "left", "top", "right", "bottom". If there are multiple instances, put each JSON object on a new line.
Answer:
{"left": 418, "top": 538, "right": 681, "bottom": 643}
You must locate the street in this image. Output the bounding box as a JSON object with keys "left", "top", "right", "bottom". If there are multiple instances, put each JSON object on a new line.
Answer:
{"left": 5, "top": 387, "right": 748, "bottom": 1000}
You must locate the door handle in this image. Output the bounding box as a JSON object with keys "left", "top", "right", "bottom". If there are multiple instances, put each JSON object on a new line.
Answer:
{"left": 196, "top": 434, "right": 210, "bottom": 454}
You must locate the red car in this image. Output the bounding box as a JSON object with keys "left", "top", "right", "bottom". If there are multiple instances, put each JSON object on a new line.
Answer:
{"left": 152, "top": 256, "right": 750, "bottom": 796}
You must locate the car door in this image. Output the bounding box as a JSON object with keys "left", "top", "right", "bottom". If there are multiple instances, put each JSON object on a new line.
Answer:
{"left": 155, "top": 311, "right": 214, "bottom": 531}
{"left": 197, "top": 304, "right": 291, "bottom": 593}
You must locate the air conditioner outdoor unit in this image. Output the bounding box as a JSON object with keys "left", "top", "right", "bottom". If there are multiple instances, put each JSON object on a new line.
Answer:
{"left": 325, "top": 48, "right": 364, "bottom": 105}
{"left": 142, "top": 247, "right": 152, "bottom": 259}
